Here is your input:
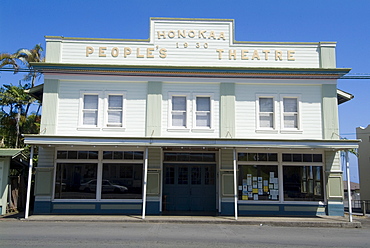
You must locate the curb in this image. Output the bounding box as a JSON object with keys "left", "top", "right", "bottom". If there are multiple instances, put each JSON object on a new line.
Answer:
{"left": 3, "top": 216, "right": 362, "bottom": 228}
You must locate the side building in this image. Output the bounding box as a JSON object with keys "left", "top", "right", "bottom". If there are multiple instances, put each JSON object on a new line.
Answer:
{"left": 25, "top": 18, "right": 358, "bottom": 217}
{"left": 357, "top": 125, "right": 370, "bottom": 201}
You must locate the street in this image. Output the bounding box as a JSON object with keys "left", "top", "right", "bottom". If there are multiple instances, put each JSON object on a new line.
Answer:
{"left": 1, "top": 219, "right": 370, "bottom": 248}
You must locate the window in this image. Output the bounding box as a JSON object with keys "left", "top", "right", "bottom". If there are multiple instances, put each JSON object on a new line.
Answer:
{"left": 106, "top": 94, "right": 124, "bottom": 127}
{"left": 171, "top": 96, "right": 187, "bottom": 127}
{"left": 283, "top": 166, "right": 323, "bottom": 201}
{"left": 102, "top": 163, "right": 142, "bottom": 199}
{"left": 282, "top": 97, "right": 299, "bottom": 129}
{"left": 238, "top": 165, "right": 279, "bottom": 201}
{"left": 168, "top": 93, "right": 213, "bottom": 130}
{"left": 258, "top": 97, "right": 274, "bottom": 129}
{"left": 282, "top": 153, "right": 323, "bottom": 201}
{"left": 55, "top": 163, "right": 98, "bottom": 199}
{"left": 80, "top": 91, "right": 126, "bottom": 129}
{"left": 238, "top": 152, "right": 324, "bottom": 202}
{"left": 54, "top": 150, "right": 144, "bottom": 201}
{"left": 195, "top": 96, "right": 211, "bottom": 128}
{"left": 82, "top": 94, "right": 99, "bottom": 126}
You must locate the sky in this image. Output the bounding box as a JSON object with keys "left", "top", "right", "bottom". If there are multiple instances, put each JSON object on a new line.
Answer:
{"left": 1, "top": 0, "right": 369, "bottom": 182}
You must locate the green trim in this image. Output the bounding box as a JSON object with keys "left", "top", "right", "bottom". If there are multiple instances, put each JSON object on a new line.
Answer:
{"left": 32, "top": 63, "right": 351, "bottom": 77}
{"left": 45, "top": 36, "right": 150, "bottom": 42}
{"left": 220, "top": 83, "right": 235, "bottom": 138}
{"left": 146, "top": 81, "right": 162, "bottom": 136}
{"left": 0, "top": 149, "right": 23, "bottom": 157}
{"left": 322, "top": 84, "right": 339, "bottom": 139}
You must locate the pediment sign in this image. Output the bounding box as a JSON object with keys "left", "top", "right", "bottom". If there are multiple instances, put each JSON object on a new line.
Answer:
{"left": 49, "top": 18, "right": 330, "bottom": 68}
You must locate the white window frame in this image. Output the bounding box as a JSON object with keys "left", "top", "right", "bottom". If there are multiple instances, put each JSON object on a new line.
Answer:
{"left": 255, "top": 94, "right": 278, "bottom": 133}
{"left": 52, "top": 147, "right": 145, "bottom": 203}
{"left": 103, "top": 91, "right": 126, "bottom": 129}
{"left": 168, "top": 93, "right": 190, "bottom": 130}
{"left": 280, "top": 94, "right": 302, "bottom": 132}
{"left": 236, "top": 149, "right": 326, "bottom": 205}
{"left": 79, "top": 91, "right": 101, "bottom": 129}
{"left": 192, "top": 93, "right": 214, "bottom": 130}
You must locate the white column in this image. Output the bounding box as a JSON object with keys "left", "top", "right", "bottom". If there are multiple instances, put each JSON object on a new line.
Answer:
{"left": 25, "top": 145, "right": 34, "bottom": 219}
{"left": 346, "top": 150, "right": 352, "bottom": 222}
{"left": 142, "top": 147, "right": 149, "bottom": 219}
{"left": 233, "top": 149, "right": 238, "bottom": 220}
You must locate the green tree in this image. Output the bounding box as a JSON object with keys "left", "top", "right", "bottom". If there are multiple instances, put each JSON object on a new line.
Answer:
{"left": 15, "top": 44, "right": 44, "bottom": 87}
{"left": 1, "top": 44, "right": 44, "bottom": 87}
{"left": 0, "top": 83, "right": 39, "bottom": 148}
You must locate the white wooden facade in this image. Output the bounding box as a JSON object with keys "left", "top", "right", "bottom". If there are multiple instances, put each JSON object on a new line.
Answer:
{"left": 26, "top": 18, "right": 358, "bottom": 217}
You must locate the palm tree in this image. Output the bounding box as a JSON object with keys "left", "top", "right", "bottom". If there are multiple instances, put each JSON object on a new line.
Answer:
{"left": 13, "top": 44, "right": 44, "bottom": 87}
{"left": 0, "top": 53, "right": 20, "bottom": 72}
{"left": 0, "top": 84, "right": 35, "bottom": 147}
{"left": 1, "top": 44, "right": 44, "bottom": 87}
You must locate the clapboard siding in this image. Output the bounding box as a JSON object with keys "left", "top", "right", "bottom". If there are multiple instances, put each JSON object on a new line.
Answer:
{"left": 56, "top": 78, "right": 147, "bottom": 137}
{"left": 49, "top": 19, "right": 321, "bottom": 68}
{"left": 235, "top": 83, "right": 323, "bottom": 139}
{"left": 38, "top": 147, "right": 55, "bottom": 168}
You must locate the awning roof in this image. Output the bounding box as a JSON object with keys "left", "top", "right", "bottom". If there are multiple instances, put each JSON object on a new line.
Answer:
{"left": 24, "top": 135, "right": 359, "bottom": 150}
{"left": 0, "top": 148, "right": 24, "bottom": 158}
{"left": 337, "top": 89, "right": 354, "bottom": 105}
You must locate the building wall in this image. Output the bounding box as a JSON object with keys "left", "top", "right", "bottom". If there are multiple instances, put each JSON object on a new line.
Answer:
{"left": 53, "top": 76, "right": 147, "bottom": 137}
{"left": 357, "top": 125, "right": 370, "bottom": 200}
{"left": 41, "top": 75, "right": 334, "bottom": 141}
{"left": 32, "top": 18, "right": 347, "bottom": 216}
{"left": 0, "top": 158, "right": 10, "bottom": 215}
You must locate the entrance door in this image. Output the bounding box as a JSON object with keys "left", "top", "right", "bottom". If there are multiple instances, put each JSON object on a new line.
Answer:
{"left": 163, "top": 164, "right": 216, "bottom": 212}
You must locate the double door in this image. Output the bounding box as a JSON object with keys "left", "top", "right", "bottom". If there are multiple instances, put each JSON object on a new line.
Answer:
{"left": 163, "top": 163, "right": 216, "bottom": 212}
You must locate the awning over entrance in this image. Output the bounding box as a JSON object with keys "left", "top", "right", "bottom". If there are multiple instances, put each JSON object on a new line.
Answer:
{"left": 24, "top": 135, "right": 359, "bottom": 150}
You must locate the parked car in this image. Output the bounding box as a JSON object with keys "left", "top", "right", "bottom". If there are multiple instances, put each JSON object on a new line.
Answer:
{"left": 79, "top": 180, "right": 128, "bottom": 193}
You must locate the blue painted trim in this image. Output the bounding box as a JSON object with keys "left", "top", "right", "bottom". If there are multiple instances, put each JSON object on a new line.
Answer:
{"left": 327, "top": 203, "right": 344, "bottom": 216}
{"left": 146, "top": 201, "right": 161, "bottom": 215}
{"left": 32, "top": 202, "right": 143, "bottom": 214}
{"left": 237, "top": 203, "right": 327, "bottom": 216}
{"left": 220, "top": 202, "right": 235, "bottom": 216}
{"left": 34, "top": 201, "right": 52, "bottom": 214}
{"left": 32, "top": 63, "right": 350, "bottom": 77}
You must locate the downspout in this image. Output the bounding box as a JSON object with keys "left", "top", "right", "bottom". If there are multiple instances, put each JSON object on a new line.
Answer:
{"left": 25, "top": 145, "right": 34, "bottom": 219}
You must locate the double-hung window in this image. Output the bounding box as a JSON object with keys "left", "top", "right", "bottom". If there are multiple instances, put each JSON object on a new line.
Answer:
{"left": 171, "top": 95, "right": 187, "bottom": 128}
{"left": 106, "top": 94, "right": 124, "bottom": 127}
{"left": 80, "top": 91, "right": 126, "bottom": 129}
{"left": 195, "top": 96, "right": 211, "bottom": 128}
{"left": 82, "top": 94, "right": 99, "bottom": 126}
{"left": 282, "top": 96, "right": 300, "bottom": 130}
{"left": 257, "top": 95, "right": 276, "bottom": 130}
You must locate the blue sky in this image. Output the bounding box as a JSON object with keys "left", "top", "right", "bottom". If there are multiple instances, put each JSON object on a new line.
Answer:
{"left": 1, "top": 0, "right": 369, "bottom": 182}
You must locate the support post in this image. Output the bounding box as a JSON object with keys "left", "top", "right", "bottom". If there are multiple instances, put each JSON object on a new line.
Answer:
{"left": 363, "top": 201, "right": 366, "bottom": 216}
{"left": 25, "top": 145, "right": 34, "bottom": 219}
{"left": 142, "top": 147, "right": 148, "bottom": 220}
{"left": 233, "top": 149, "right": 238, "bottom": 220}
{"left": 346, "top": 150, "right": 352, "bottom": 222}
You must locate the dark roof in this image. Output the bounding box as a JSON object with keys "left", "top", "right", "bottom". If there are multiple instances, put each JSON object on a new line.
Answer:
{"left": 337, "top": 89, "right": 354, "bottom": 105}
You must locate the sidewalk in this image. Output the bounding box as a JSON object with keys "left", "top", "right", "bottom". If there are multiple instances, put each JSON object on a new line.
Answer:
{"left": 1, "top": 213, "right": 362, "bottom": 228}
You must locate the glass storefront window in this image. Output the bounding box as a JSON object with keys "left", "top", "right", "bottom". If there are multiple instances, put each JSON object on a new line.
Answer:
{"left": 55, "top": 150, "right": 144, "bottom": 200}
{"left": 163, "top": 152, "right": 216, "bottom": 162}
{"left": 55, "top": 163, "right": 98, "bottom": 199}
{"left": 283, "top": 165, "right": 323, "bottom": 201}
{"left": 101, "top": 163, "right": 142, "bottom": 199}
{"left": 238, "top": 165, "right": 279, "bottom": 201}
{"left": 238, "top": 153, "right": 278, "bottom": 162}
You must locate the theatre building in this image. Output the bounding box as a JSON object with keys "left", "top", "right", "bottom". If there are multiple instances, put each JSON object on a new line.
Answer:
{"left": 25, "top": 18, "right": 358, "bottom": 217}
